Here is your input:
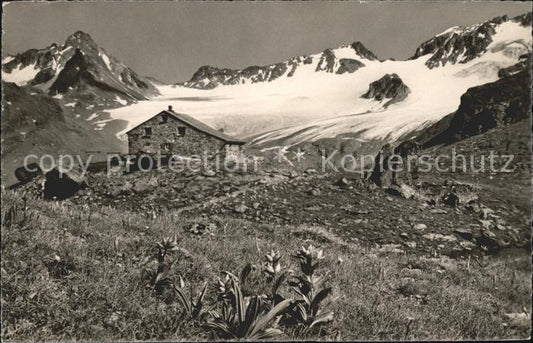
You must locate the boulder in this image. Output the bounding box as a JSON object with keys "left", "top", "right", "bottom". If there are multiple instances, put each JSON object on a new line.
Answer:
{"left": 480, "top": 206, "right": 495, "bottom": 219}
{"left": 44, "top": 166, "right": 87, "bottom": 200}
{"left": 430, "top": 208, "right": 447, "bottom": 214}
{"left": 189, "top": 223, "right": 216, "bottom": 236}
{"left": 443, "top": 192, "right": 460, "bottom": 207}
{"left": 442, "top": 183, "right": 478, "bottom": 207}
{"left": 336, "top": 177, "right": 350, "bottom": 187}
{"left": 393, "top": 141, "right": 421, "bottom": 185}
{"left": 495, "top": 224, "right": 507, "bottom": 231}
{"left": 413, "top": 223, "right": 427, "bottom": 231}
{"left": 234, "top": 204, "right": 248, "bottom": 213}
{"left": 15, "top": 163, "right": 42, "bottom": 183}
{"left": 476, "top": 231, "right": 502, "bottom": 251}
{"left": 370, "top": 144, "right": 394, "bottom": 187}
{"left": 479, "top": 220, "right": 492, "bottom": 229}
{"left": 121, "top": 181, "right": 133, "bottom": 193}
{"left": 133, "top": 177, "right": 158, "bottom": 193}
{"left": 423, "top": 233, "right": 457, "bottom": 242}
{"left": 387, "top": 183, "right": 417, "bottom": 199}
{"left": 108, "top": 181, "right": 133, "bottom": 197}
{"left": 370, "top": 141, "right": 420, "bottom": 189}
{"left": 404, "top": 241, "right": 417, "bottom": 249}
{"left": 453, "top": 229, "right": 474, "bottom": 241}
{"left": 465, "top": 202, "right": 481, "bottom": 213}
{"left": 308, "top": 188, "right": 321, "bottom": 196}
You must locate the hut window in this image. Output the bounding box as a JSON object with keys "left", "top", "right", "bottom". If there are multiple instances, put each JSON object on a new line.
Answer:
{"left": 176, "top": 127, "right": 186, "bottom": 136}
{"left": 144, "top": 127, "right": 152, "bottom": 137}
{"left": 161, "top": 114, "right": 168, "bottom": 123}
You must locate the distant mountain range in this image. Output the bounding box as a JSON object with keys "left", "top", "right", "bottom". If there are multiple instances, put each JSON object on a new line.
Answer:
{"left": 180, "top": 41, "right": 379, "bottom": 89}
{"left": 181, "top": 13, "right": 530, "bottom": 90}
{"left": 1, "top": 12, "right": 531, "bottom": 184}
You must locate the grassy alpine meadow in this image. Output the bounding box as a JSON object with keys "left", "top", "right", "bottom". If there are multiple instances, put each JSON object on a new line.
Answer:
{"left": 1, "top": 189, "right": 531, "bottom": 341}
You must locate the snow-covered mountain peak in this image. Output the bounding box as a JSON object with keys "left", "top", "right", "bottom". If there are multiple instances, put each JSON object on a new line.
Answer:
{"left": 2, "top": 30, "right": 159, "bottom": 103}
{"left": 411, "top": 13, "right": 531, "bottom": 69}
{"left": 64, "top": 31, "right": 98, "bottom": 50}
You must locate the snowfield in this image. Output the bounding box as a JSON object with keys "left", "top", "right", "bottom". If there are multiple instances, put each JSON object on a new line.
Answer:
{"left": 100, "top": 52, "right": 113, "bottom": 71}
{"left": 76, "top": 19, "right": 533, "bottom": 146}
{"left": 114, "top": 96, "right": 128, "bottom": 106}
{"left": 2, "top": 63, "right": 40, "bottom": 86}
{"left": 2, "top": 56, "right": 15, "bottom": 64}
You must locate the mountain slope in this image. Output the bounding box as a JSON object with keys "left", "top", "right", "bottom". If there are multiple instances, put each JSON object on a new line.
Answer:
{"left": 416, "top": 55, "right": 531, "bottom": 147}
{"left": 1, "top": 81, "right": 123, "bottom": 186}
{"left": 2, "top": 82, "right": 64, "bottom": 133}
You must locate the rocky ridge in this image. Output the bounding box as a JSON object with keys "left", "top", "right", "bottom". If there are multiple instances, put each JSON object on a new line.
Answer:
{"left": 182, "top": 41, "right": 376, "bottom": 89}
{"left": 411, "top": 12, "right": 532, "bottom": 69}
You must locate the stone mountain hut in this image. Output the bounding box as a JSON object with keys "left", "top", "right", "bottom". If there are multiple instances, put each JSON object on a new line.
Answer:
{"left": 125, "top": 106, "right": 246, "bottom": 160}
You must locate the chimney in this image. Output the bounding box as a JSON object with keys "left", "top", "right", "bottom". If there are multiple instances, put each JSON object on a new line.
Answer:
{"left": 168, "top": 105, "right": 173, "bottom": 111}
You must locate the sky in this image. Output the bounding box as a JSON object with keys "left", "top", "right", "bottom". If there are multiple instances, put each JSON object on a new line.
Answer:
{"left": 2, "top": 1, "right": 531, "bottom": 83}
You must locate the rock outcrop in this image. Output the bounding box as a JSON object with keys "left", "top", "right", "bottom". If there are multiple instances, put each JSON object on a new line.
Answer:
{"left": 362, "top": 73, "right": 410, "bottom": 107}
{"left": 369, "top": 144, "right": 395, "bottom": 188}
{"left": 370, "top": 141, "right": 421, "bottom": 190}
{"left": 421, "top": 56, "right": 531, "bottom": 147}
{"left": 336, "top": 58, "right": 365, "bottom": 74}
{"left": 315, "top": 49, "right": 336, "bottom": 73}
{"left": 350, "top": 41, "right": 378, "bottom": 61}
{"left": 43, "top": 167, "right": 87, "bottom": 200}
